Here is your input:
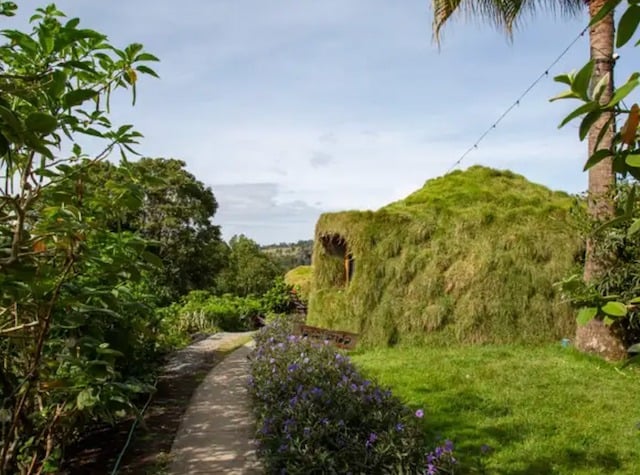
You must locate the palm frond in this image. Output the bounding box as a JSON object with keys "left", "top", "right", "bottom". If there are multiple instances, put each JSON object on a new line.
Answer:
{"left": 432, "top": 0, "right": 585, "bottom": 45}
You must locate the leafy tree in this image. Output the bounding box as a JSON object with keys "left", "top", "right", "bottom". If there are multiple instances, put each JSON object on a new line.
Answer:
{"left": 217, "top": 235, "right": 282, "bottom": 297}
{"left": 553, "top": 0, "right": 640, "bottom": 360}
{"left": 130, "top": 158, "right": 227, "bottom": 301}
{"left": 430, "top": 0, "right": 616, "bottom": 279}
{"left": 0, "top": 4, "right": 160, "bottom": 472}
{"left": 261, "top": 239, "right": 313, "bottom": 272}
{"left": 79, "top": 157, "right": 227, "bottom": 304}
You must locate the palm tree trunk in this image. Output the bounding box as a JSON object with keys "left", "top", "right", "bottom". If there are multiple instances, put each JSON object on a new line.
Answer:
{"left": 576, "top": 0, "right": 627, "bottom": 361}
{"left": 585, "top": 0, "right": 615, "bottom": 254}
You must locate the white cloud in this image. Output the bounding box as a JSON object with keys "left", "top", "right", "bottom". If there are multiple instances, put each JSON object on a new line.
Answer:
{"left": 13, "top": 0, "right": 610, "bottom": 243}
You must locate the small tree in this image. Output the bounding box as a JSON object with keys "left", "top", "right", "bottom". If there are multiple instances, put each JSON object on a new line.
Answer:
{"left": 217, "top": 235, "right": 282, "bottom": 297}
{"left": 553, "top": 0, "right": 640, "bottom": 360}
{"left": 0, "top": 4, "right": 159, "bottom": 472}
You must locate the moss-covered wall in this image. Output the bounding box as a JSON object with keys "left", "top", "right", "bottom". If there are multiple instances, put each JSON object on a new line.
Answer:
{"left": 307, "top": 166, "right": 582, "bottom": 347}
{"left": 285, "top": 265, "right": 313, "bottom": 300}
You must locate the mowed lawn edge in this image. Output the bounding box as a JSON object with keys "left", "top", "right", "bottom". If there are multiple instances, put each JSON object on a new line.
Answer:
{"left": 352, "top": 344, "right": 640, "bottom": 474}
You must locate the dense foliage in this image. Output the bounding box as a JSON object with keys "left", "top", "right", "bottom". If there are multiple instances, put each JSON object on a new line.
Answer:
{"left": 91, "top": 158, "right": 227, "bottom": 304}
{"left": 156, "top": 278, "right": 297, "bottom": 348}
{"left": 248, "top": 318, "right": 458, "bottom": 474}
{"left": 0, "top": 5, "right": 165, "bottom": 473}
{"left": 217, "top": 234, "right": 283, "bottom": 297}
{"left": 560, "top": 183, "right": 640, "bottom": 348}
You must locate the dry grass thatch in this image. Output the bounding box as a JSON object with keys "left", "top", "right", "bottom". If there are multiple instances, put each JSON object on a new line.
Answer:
{"left": 285, "top": 265, "right": 313, "bottom": 300}
{"left": 308, "top": 166, "right": 582, "bottom": 347}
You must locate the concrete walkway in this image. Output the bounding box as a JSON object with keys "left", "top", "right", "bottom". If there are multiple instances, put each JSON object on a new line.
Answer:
{"left": 169, "top": 342, "right": 261, "bottom": 474}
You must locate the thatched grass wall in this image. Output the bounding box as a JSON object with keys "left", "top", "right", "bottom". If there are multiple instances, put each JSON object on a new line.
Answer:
{"left": 285, "top": 265, "right": 313, "bottom": 300}
{"left": 308, "top": 166, "right": 582, "bottom": 347}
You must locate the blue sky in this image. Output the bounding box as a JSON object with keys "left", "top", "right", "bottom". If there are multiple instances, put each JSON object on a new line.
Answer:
{"left": 14, "top": 1, "right": 635, "bottom": 243}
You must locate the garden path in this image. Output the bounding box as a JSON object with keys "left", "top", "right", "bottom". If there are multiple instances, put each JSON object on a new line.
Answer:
{"left": 168, "top": 341, "right": 261, "bottom": 474}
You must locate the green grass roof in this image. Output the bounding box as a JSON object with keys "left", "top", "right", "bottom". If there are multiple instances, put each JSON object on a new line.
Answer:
{"left": 308, "top": 166, "right": 581, "bottom": 347}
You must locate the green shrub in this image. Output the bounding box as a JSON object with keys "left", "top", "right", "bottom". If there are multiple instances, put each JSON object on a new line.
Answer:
{"left": 164, "top": 291, "right": 263, "bottom": 333}
{"left": 261, "top": 277, "right": 296, "bottom": 314}
{"left": 560, "top": 184, "right": 640, "bottom": 348}
{"left": 248, "top": 318, "right": 457, "bottom": 474}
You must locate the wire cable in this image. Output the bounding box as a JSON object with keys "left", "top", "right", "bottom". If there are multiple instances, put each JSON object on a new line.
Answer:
{"left": 445, "top": 25, "right": 590, "bottom": 173}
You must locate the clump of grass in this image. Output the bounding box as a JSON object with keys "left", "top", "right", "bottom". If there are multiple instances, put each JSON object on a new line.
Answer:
{"left": 309, "top": 166, "right": 582, "bottom": 346}
{"left": 284, "top": 265, "right": 313, "bottom": 300}
{"left": 352, "top": 344, "right": 640, "bottom": 474}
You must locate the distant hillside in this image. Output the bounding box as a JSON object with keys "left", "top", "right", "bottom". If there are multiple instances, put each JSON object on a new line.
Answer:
{"left": 261, "top": 239, "right": 313, "bottom": 271}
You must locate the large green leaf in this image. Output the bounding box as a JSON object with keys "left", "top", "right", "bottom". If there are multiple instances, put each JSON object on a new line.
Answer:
{"left": 76, "top": 388, "right": 97, "bottom": 410}
{"left": 607, "top": 74, "right": 640, "bottom": 107}
{"left": 625, "top": 154, "right": 640, "bottom": 168}
{"left": 577, "top": 307, "right": 598, "bottom": 326}
{"left": 591, "top": 72, "right": 610, "bottom": 102}
{"left": 559, "top": 102, "right": 599, "bottom": 128}
{"left": 0, "top": 132, "right": 9, "bottom": 157}
{"left": 0, "top": 104, "right": 23, "bottom": 134}
{"left": 579, "top": 110, "right": 603, "bottom": 141}
{"left": 63, "top": 88, "right": 98, "bottom": 108}
{"left": 142, "top": 250, "right": 164, "bottom": 268}
{"left": 616, "top": 5, "right": 640, "bottom": 48}
{"left": 572, "top": 61, "right": 594, "bottom": 101}
{"left": 134, "top": 52, "right": 160, "bottom": 62}
{"left": 601, "top": 301, "right": 627, "bottom": 318}
{"left": 584, "top": 149, "right": 613, "bottom": 171}
{"left": 589, "top": 0, "right": 622, "bottom": 27}
{"left": 549, "top": 89, "right": 579, "bottom": 102}
{"left": 25, "top": 112, "right": 57, "bottom": 134}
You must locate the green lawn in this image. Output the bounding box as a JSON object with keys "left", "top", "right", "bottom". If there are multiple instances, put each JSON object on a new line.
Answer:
{"left": 351, "top": 344, "right": 640, "bottom": 474}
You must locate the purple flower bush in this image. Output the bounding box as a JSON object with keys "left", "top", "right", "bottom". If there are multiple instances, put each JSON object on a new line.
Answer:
{"left": 247, "top": 318, "right": 457, "bottom": 474}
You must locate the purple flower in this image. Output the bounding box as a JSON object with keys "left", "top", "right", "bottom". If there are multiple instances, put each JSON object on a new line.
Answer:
{"left": 444, "top": 439, "right": 454, "bottom": 453}
{"left": 365, "top": 432, "right": 377, "bottom": 448}
{"left": 426, "top": 463, "right": 438, "bottom": 475}
{"left": 395, "top": 423, "right": 404, "bottom": 432}
{"left": 415, "top": 409, "right": 424, "bottom": 418}
{"left": 287, "top": 363, "right": 299, "bottom": 372}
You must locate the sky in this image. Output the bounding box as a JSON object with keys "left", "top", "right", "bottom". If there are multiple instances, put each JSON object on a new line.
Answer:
{"left": 13, "top": 1, "right": 637, "bottom": 244}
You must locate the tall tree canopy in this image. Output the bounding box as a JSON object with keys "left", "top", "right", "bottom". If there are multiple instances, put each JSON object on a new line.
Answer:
{"left": 79, "top": 158, "right": 227, "bottom": 303}
{"left": 217, "top": 234, "right": 282, "bottom": 297}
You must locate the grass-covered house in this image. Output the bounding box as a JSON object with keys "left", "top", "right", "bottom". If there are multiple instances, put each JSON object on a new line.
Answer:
{"left": 308, "top": 166, "right": 582, "bottom": 347}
